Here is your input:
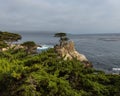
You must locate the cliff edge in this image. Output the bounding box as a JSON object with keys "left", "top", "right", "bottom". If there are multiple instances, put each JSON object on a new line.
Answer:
{"left": 54, "top": 41, "right": 92, "bottom": 67}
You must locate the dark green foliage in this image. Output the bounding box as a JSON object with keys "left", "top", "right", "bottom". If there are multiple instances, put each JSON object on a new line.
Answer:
{"left": 21, "top": 41, "right": 36, "bottom": 47}
{"left": 0, "top": 31, "right": 21, "bottom": 44}
{"left": 54, "top": 32, "right": 69, "bottom": 46}
{"left": 0, "top": 31, "right": 21, "bottom": 51}
{"left": 21, "top": 41, "right": 37, "bottom": 54}
{"left": 0, "top": 48, "right": 120, "bottom": 96}
{"left": 0, "top": 41, "right": 8, "bottom": 50}
{"left": 54, "top": 32, "right": 67, "bottom": 38}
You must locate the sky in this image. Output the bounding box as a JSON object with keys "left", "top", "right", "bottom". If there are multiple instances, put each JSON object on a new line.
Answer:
{"left": 0, "top": 0, "right": 120, "bottom": 34}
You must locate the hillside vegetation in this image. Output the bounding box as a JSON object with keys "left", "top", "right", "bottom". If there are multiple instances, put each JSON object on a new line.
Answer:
{"left": 0, "top": 31, "right": 120, "bottom": 96}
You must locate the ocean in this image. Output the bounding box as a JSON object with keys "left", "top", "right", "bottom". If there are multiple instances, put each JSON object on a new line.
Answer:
{"left": 18, "top": 32, "right": 120, "bottom": 73}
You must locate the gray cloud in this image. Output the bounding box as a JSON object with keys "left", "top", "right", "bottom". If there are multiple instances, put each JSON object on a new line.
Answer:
{"left": 0, "top": 0, "right": 120, "bottom": 33}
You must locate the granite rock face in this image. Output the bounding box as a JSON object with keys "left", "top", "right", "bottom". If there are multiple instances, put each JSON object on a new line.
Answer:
{"left": 54, "top": 41, "right": 88, "bottom": 62}
{"left": 54, "top": 41, "right": 93, "bottom": 67}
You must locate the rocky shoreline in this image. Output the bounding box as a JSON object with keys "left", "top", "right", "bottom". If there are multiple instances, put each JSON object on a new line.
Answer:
{"left": 54, "top": 41, "right": 92, "bottom": 67}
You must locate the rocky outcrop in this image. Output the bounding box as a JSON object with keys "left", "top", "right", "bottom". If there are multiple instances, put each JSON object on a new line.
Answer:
{"left": 54, "top": 41, "right": 92, "bottom": 67}
{"left": 2, "top": 44, "right": 24, "bottom": 51}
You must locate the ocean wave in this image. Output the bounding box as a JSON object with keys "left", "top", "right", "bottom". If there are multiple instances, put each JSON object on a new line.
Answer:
{"left": 37, "top": 45, "right": 53, "bottom": 50}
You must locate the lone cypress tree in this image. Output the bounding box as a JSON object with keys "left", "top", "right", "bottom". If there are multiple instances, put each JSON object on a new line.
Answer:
{"left": 54, "top": 32, "right": 69, "bottom": 46}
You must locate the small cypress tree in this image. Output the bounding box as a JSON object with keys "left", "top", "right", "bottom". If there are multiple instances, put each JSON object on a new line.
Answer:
{"left": 54, "top": 32, "right": 69, "bottom": 46}
{"left": 21, "top": 41, "right": 37, "bottom": 54}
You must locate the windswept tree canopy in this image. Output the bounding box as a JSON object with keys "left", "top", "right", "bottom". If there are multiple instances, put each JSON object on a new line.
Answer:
{"left": 0, "top": 31, "right": 22, "bottom": 44}
{"left": 21, "top": 41, "right": 37, "bottom": 54}
{"left": 54, "top": 32, "right": 66, "bottom": 38}
{"left": 54, "top": 32, "right": 69, "bottom": 46}
{"left": 21, "top": 41, "right": 36, "bottom": 48}
{"left": 0, "top": 31, "right": 22, "bottom": 50}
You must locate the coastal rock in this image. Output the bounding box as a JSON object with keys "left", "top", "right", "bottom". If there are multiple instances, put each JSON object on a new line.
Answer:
{"left": 2, "top": 44, "right": 24, "bottom": 51}
{"left": 54, "top": 41, "right": 88, "bottom": 62}
{"left": 54, "top": 41, "right": 92, "bottom": 67}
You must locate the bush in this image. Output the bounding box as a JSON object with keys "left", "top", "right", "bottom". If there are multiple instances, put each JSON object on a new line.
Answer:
{"left": 0, "top": 48, "right": 120, "bottom": 96}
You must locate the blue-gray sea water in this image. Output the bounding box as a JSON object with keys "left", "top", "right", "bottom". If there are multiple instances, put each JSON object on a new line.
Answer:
{"left": 19, "top": 32, "right": 120, "bottom": 73}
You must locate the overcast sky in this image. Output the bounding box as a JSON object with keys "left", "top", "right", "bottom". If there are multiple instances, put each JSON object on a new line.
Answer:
{"left": 0, "top": 0, "right": 120, "bottom": 34}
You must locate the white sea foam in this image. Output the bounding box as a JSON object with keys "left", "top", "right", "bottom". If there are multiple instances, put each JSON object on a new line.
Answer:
{"left": 37, "top": 45, "right": 53, "bottom": 50}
